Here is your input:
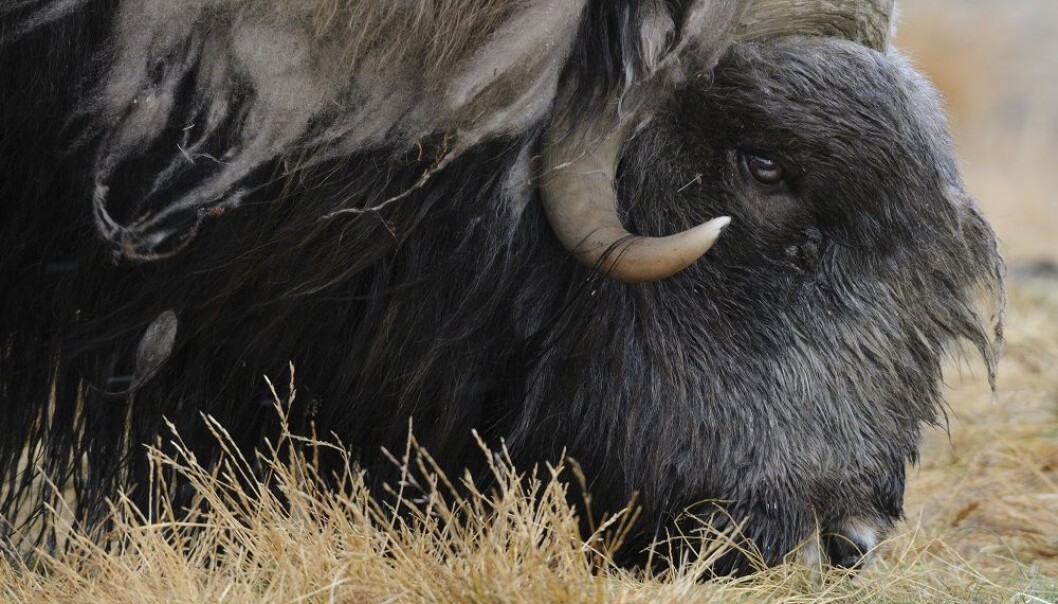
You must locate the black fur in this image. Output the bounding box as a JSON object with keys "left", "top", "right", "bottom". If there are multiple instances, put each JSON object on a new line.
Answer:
{"left": 0, "top": 1, "right": 1002, "bottom": 574}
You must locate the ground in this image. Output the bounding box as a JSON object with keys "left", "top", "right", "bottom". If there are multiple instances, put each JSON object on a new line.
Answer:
{"left": 2, "top": 1, "right": 1057, "bottom": 602}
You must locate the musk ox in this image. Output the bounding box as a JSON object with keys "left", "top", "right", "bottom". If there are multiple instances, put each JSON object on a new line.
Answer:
{"left": 0, "top": 0, "right": 1002, "bottom": 573}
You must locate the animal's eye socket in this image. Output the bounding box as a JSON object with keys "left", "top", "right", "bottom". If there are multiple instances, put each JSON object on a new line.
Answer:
{"left": 743, "top": 152, "right": 785, "bottom": 186}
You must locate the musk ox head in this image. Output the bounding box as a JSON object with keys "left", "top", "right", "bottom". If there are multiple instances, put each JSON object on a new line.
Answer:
{"left": 0, "top": 0, "right": 1001, "bottom": 575}
{"left": 519, "top": 36, "right": 1004, "bottom": 572}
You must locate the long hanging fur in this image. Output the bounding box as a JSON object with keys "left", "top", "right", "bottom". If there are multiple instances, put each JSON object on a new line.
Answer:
{"left": 0, "top": 0, "right": 736, "bottom": 545}
{"left": 1, "top": 0, "right": 1002, "bottom": 573}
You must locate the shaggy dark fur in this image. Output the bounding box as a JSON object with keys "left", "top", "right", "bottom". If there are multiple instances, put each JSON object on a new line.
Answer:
{"left": 0, "top": 1, "right": 1001, "bottom": 574}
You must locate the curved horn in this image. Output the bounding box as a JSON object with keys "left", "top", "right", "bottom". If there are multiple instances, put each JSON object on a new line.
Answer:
{"left": 540, "top": 122, "right": 731, "bottom": 284}
{"left": 735, "top": 0, "right": 896, "bottom": 51}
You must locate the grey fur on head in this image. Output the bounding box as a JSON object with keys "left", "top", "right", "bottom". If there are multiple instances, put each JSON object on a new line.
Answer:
{"left": 570, "top": 35, "right": 1004, "bottom": 569}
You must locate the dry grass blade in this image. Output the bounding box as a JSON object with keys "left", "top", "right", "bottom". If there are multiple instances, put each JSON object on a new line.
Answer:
{"left": 1, "top": 329, "right": 1055, "bottom": 604}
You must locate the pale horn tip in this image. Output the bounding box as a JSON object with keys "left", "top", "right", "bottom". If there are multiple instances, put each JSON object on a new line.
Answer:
{"left": 706, "top": 215, "right": 732, "bottom": 234}
{"left": 604, "top": 215, "right": 731, "bottom": 283}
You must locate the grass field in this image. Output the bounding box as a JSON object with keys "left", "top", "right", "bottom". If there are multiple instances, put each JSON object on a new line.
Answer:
{"left": 3, "top": 2, "right": 1057, "bottom": 602}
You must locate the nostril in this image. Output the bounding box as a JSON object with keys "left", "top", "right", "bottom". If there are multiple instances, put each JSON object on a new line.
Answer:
{"left": 822, "top": 532, "right": 869, "bottom": 570}
{"left": 820, "top": 516, "right": 888, "bottom": 570}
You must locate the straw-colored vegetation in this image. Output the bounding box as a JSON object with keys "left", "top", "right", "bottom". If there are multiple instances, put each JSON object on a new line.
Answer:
{"left": 2, "top": 295, "right": 1057, "bottom": 604}
{"left": 3, "top": 2, "right": 1057, "bottom": 602}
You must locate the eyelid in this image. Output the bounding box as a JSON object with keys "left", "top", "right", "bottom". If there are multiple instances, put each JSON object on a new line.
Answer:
{"left": 739, "top": 151, "right": 785, "bottom": 187}
{"left": 743, "top": 149, "right": 778, "bottom": 162}
{"left": 738, "top": 149, "right": 804, "bottom": 184}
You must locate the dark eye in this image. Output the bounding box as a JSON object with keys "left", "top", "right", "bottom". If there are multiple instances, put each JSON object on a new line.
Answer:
{"left": 743, "top": 152, "right": 785, "bottom": 186}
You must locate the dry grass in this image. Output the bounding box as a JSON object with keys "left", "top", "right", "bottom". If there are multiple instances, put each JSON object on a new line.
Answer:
{"left": 3, "top": 2, "right": 1058, "bottom": 602}
{"left": 1, "top": 341, "right": 1055, "bottom": 604}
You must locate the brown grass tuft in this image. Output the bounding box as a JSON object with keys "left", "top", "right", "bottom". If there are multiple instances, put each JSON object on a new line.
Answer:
{"left": 3, "top": 308, "right": 1057, "bottom": 604}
